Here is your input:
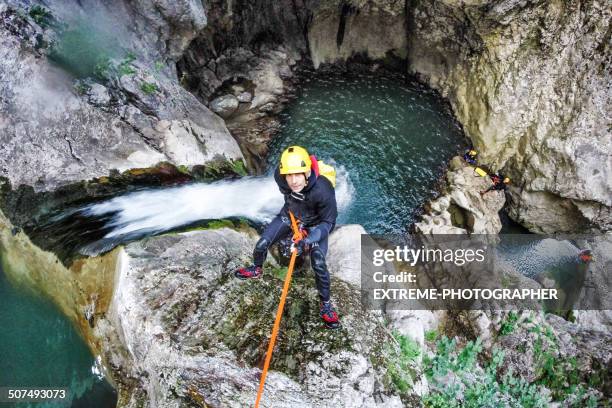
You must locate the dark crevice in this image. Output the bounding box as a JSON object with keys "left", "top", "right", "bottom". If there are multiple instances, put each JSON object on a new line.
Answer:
{"left": 64, "top": 135, "right": 84, "bottom": 163}
{"left": 336, "top": 2, "right": 358, "bottom": 49}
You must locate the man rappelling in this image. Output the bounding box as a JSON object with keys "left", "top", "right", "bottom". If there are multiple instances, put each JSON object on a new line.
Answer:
{"left": 235, "top": 145, "right": 341, "bottom": 329}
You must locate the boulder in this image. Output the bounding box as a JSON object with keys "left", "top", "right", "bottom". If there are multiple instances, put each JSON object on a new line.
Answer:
{"left": 236, "top": 91, "right": 253, "bottom": 103}
{"left": 327, "top": 224, "right": 366, "bottom": 286}
{"left": 210, "top": 94, "right": 239, "bottom": 118}
{"left": 94, "top": 228, "right": 417, "bottom": 406}
{"left": 415, "top": 159, "right": 505, "bottom": 234}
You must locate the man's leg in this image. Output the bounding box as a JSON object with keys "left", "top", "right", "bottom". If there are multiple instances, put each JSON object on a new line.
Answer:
{"left": 254, "top": 215, "right": 293, "bottom": 266}
{"left": 480, "top": 185, "right": 495, "bottom": 196}
{"left": 235, "top": 215, "right": 292, "bottom": 279}
{"left": 310, "top": 237, "right": 340, "bottom": 328}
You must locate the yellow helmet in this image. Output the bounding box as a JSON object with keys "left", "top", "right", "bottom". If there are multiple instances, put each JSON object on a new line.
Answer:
{"left": 503, "top": 177, "right": 510, "bottom": 184}
{"left": 469, "top": 150, "right": 477, "bottom": 156}
{"left": 279, "top": 146, "right": 312, "bottom": 175}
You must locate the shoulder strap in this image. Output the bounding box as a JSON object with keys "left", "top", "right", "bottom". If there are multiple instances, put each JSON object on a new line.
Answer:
{"left": 310, "top": 155, "right": 319, "bottom": 177}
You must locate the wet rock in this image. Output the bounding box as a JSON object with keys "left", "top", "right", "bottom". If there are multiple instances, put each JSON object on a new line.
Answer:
{"left": 125, "top": 0, "right": 207, "bottom": 60}
{"left": 155, "top": 119, "right": 244, "bottom": 166}
{"left": 210, "top": 94, "right": 239, "bottom": 118}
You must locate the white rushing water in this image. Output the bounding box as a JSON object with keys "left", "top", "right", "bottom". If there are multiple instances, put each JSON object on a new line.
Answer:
{"left": 78, "top": 167, "right": 354, "bottom": 255}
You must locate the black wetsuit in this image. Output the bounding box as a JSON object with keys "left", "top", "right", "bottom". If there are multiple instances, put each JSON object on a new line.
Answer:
{"left": 463, "top": 152, "right": 477, "bottom": 165}
{"left": 483, "top": 174, "right": 508, "bottom": 194}
{"left": 253, "top": 167, "right": 338, "bottom": 302}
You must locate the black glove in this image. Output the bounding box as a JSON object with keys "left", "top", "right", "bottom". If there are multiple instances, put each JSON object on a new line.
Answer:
{"left": 291, "top": 237, "right": 310, "bottom": 256}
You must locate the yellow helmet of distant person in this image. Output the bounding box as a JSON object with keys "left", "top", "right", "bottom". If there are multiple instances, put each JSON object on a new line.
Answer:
{"left": 279, "top": 146, "right": 312, "bottom": 175}
{"left": 503, "top": 177, "right": 510, "bottom": 184}
{"left": 469, "top": 150, "right": 477, "bottom": 156}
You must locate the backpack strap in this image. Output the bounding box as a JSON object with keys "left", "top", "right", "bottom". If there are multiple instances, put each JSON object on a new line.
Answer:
{"left": 310, "top": 155, "right": 320, "bottom": 177}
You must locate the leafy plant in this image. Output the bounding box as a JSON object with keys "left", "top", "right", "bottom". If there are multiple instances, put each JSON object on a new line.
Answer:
{"left": 424, "top": 337, "right": 551, "bottom": 408}
{"left": 230, "top": 159, "right": 248, "bottom": 176}
{"left": 93, "top": 57, "right": 112, "bottom": 80}
{"left": 140, "top": 81, "right": 158, "bottom": 95}
{"left": 425, "top": 329, "right": 438, "bottom": 342}
{"left": 73, "top": 80, "right": 90, "bottom": 95}
{"left": 498, "top": 311, "right": 519, "bottom": 336}
{"left": 29, "top": 5, "right": 52, "bottom": 27}
{"left": 117, "top": 54, "right": 137, "bottom": 76}
{"left": 386, "top": 331, "right": 420, "bottom": 393}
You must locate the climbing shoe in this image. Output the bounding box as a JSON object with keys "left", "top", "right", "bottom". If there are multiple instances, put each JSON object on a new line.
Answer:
{"left": 234, "top": 265, "right": 263, "bottom": 280}
{"left": 320, "top": 300, "right": 341, "bottom": 329}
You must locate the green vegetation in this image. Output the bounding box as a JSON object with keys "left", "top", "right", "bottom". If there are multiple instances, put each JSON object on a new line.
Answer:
{"left": 29, "top": 5, "right": 52, "bottom": 28}
{"left": 154, "top": 61, "right": 165, "bottom": 72}
{"left": 92, "top": 57, "right": 113, "bottom": 81}
{"left": 117, "top": 54, "right": 137, "bottom": 76}
{"left": 385, "top": 331, "right": 420, "bottom": 393}
{"left": 423, "top": 337, "right": 550, "bottom": 408}
{"left": 73, "top": 81, "right": 91, "bottom": 96}
{"left": 230, "top": 160, "right": 248, "bottom": 176}
{"left": 424, "top": 329, "right": 438, "bottom": 342}
{"left": 205, "top": 219, "right": 235, "bottom": 230}
{"left": 140, "top": 81, "right": 159, "bottom": 95}
{"left": 422, "top": 328, "right": 603, "bottom": 407}
{"left": 498, "top": 311, "right": 519, "bottom": 336}
{"left": 269, "top": 265, "right": 288, "bottom": 280}
{"left": 176, "top": 165, "right": 190, "bottom": 175}
{"left": 528, "top": 323, "right": 602, "bottom": 404}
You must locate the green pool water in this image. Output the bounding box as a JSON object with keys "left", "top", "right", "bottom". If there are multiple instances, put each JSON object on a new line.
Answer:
{"left": 267, "top": 73, "right": 466, "bottom": 234}
{"left": 0, "top": 261, "right": 117, "bottom": 408}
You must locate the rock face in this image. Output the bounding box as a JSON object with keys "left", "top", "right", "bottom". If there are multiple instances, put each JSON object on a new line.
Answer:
{"left": 98, "top": 228, "right": 410, "bottom": 407}
{"left": 308, "top": 0, "right": 407, "bottom": 69}
{"left": 415, "top": 157, "right": 505, "bottom": 234}
{"left": 178, "top": 40, "right": 300, "bottom": 172}
{"left": 0, "top": 4, "right": 244, "bottom": 192}
{"left": 209, "top": 94, "right": 239, "bottom": 118}
{"left": 407, "top": 0, "right": 611, "bottom": 233}
{"left": 326, "top": 224, "right": 366, "bottom": 286}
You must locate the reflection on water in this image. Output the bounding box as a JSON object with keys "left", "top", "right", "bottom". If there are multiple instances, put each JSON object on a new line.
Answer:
{"left": 0, "top": 261, "right": 117, "bottom": 407}
{"left": 497, "top": 235, "right": 592, "bottom": 311}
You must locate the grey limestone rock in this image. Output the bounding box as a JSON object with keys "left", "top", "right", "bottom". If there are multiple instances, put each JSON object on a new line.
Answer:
{"left": 209, "top": 94, "right": 239, "bottom": 118}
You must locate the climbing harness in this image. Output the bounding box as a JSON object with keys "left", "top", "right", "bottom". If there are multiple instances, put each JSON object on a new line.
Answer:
{"left": 254, "top": 210, "right": 304, "bottom": 408}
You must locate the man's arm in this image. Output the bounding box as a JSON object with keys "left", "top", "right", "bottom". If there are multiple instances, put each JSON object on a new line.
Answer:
{"left": 306, "top": 181, "right": 337, "bottom": 243}
{"left": 305, "top": 222, "right": 333, "bottom": 243}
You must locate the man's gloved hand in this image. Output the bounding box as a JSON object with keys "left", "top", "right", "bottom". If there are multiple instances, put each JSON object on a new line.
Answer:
{"left": 290, "top": 237, "right": 310, "bottom": 256}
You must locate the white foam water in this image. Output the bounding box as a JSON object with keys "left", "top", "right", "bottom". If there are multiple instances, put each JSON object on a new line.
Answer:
{"left": 78, "top": 168, "right": 354, "bottom": 255}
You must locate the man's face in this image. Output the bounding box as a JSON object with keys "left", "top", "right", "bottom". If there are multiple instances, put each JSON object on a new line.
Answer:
{"left": 286, "top": 173, "right": 307, "bottom": 193}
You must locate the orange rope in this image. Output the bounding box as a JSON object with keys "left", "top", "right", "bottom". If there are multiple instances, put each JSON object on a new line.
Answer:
{"left": 254, "top": 211, "right": 303, "bottom": 408}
